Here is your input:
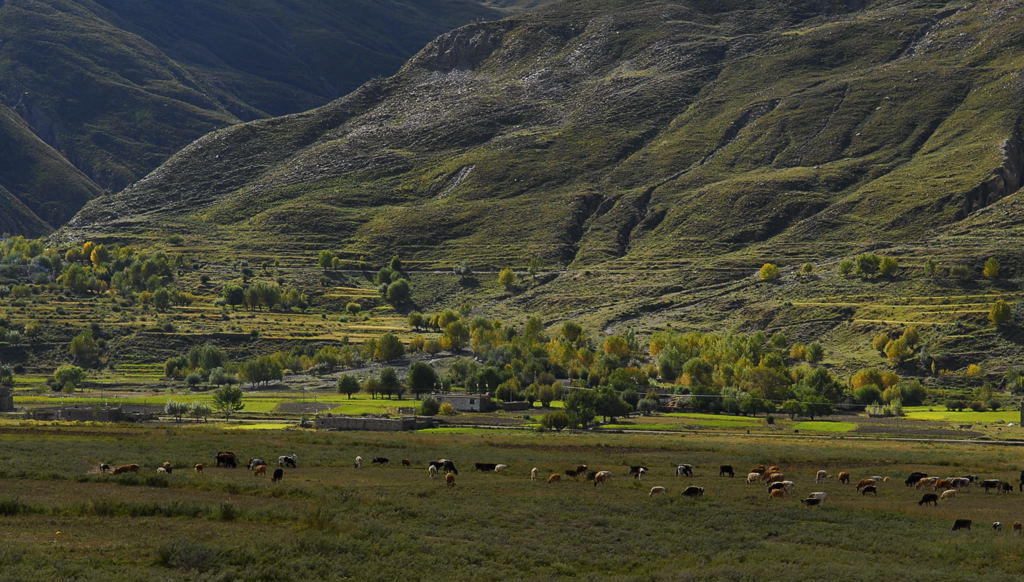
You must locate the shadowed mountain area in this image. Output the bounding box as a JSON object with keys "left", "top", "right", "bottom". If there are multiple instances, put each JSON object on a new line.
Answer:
{"left": 0, "top": 0, "right": 539, "bottom": 235}
{"left": 60, "top": 0, "right": 1024, "bottom": 359}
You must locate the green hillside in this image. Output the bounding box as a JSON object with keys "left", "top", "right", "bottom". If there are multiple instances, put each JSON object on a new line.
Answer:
{"left": 0, "top": 0, "right": 531, "bottom": 235}
{"left": 57, "top": 0, "right": 1024, "bottom": 375}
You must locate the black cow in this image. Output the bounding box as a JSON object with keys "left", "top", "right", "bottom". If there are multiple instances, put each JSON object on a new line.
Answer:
{"left": 272, "top": 468, "right": 283, "bottom": 482}
{"left": 719, "top": 465, "right": 734, "bottom": 478}
{"left": 860, "top": 485, "right": 878, "bottom": 496}
{"left": 800, "top": 498, "right": 822, "bottom": 506}
{"left": 430, "top": 460, "right": 458, "bottom": 475}
{"left": 575, "top": 464, "right": 588, "bottom": 475}
{"left": 215, "top": 452, "right": 238, "bottom": 468}
{"left": 768, "top": 482, "right": 787, "bottom": 492}
{"left": 951, "top": 519, "right": 972, "bottom": 531}
{"left": 475, "top": 463, "right": 498, "bottom": 472}
{"left": 586, "top": 470, "right": 598, "bottom": 481}
{"left": 372, "top": 457, "right": 390, "bottom": 466}
{"left": 681, "top": 486, "right": 704, "bottom": 497}
{"left": 918, "top": 493, "right": 938, "bottom": 506}
{"left": 565, "top": 469, "right": 579, "bottom": 480}
{"left": 905, "top": 472, "right": 928, "bottom": 487}
{"left": 629, "top": 466, "right": 648, "bottom": 479}
{"left": 981, "top": 479, "right": 1001, "bottom": 493}
{"left": 1002, "top": 482, "right": 1013, "bottom": 494}
{"left": 676, "top": 464, "right": 694, "bottom": 477}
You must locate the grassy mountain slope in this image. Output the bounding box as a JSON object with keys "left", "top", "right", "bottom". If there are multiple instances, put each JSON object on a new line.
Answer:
{"left": 0, "top": 0, "right": 530, "bottom": 235}
{"left": 59, "top": 0, "right": 1024, "bottom": 372}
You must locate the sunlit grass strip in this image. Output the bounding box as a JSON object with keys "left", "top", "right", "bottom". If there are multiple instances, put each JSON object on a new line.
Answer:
{"left": 791, "top": 421, "right": 857, "bottom": 432}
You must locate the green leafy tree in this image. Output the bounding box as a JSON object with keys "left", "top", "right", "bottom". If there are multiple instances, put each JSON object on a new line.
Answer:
{"left": 407, "top": 361, "right": 438, "bottom": 399}
{"left": 883, "top": 338, "right": 914, "bottom": 364}
{"left": 806, "top": 342, "right": 824, "bottom": 363}
{"left": 318, "top": 250, "right": 335, "bottom": 271}
{"left": 222, "top": 284, "right": 244, "bottom": 307}
{"left": 189, "top": 402, "right": 211, "bottom": 423}
{"left": 212, "top": 385, "right": 245, "bottom": 420}
{"left": 164, "top": 401, "right": 189, "bottom": 423}
{"left": 594, "top": 386, "right": 630, "bottom": 421}
{"left": 781, "top": 399, "right": 802, "bottom": 419}
{"left": 153, "top": 288, "right": 171, "bottom": 311}
{"left": 538, "top": 383, "right": 558, "bottom": 407}
{"left": 386, "top": 279, "right": 411, "bottom": 305}
{"left": 337, "top": 374, "right": 361, "bottom": 399}
{"left": 541, "top": 410, "right": 569, "bottom": 432}
{"left": 208, "top": 367, "right": 234, "bottom": 387}
{"left": 564, "top": 389, "right": 598, "bottom": 428}
{"left": 853, "top": 385, "right": 882, "bottom": 405}
{"left": 419, "top": 396, "right": 440, "bottom": 416}
{"left": 379, "top": 367, "right": 401, "bottom": 399}
{"left": 53, "top": 364, "right": 86, "bottom": 393}
{"left": 69, "top": 330, "right": 100, "bottom": 368}
{"left": 375, "top": 333, "right": 405, "bottom": 362}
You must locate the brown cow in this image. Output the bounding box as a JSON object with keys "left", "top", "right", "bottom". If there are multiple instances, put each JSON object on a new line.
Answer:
{"left": 253, "top": 464, "right": 268, "bottom": 477}
{"left": 193, "top": 463, "right": 204, "bottom": 474}
{"left": 764, "top": 472, "right": 784, "bottom": 484}
{"left": 855, "top": 478, "right": 876, "bottom": 491}
{"left": 1013, "top": 521, "right": 1022, "bottom": 534}
{"left": 769, "top": 488, "right": 785, "bottom": 499}
{"left": 594, "top": 472, "right": 611, "bottom": 486}
{"left": 112, "top": 464, "right": 140, "bottom": 475}
{"left": 838, "top": 471, "right": 850, "bottom": 485}
{"left": 547, "top": 474, "right": 562, "bottom": 484}
{"left": 446, "top": 472, "right": 456, "bottom": 487}
{"left": 933, "top": 478, "right": 953, "bottom": 491}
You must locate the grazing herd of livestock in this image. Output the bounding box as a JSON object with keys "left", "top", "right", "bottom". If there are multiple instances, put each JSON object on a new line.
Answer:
{"left": 95, "top": 451, "right": 1024, "bottom": 532}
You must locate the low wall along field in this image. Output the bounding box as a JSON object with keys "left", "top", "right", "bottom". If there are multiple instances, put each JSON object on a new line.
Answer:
{"left": 0, "top": 425, "right": 1023, "bottom": 579}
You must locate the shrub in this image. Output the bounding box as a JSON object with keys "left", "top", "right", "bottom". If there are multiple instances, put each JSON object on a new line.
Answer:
{"left": 439, "top": 402, "right": 456, "bottom": 416}
{"left": 983, "top": 257, "right": 1000, "bottom": 279}
{"left": 419, "top": 397, "right": 440, "bottom": 416}
{"left": 838, "top": 259, "right": 854, "bottom": 276}
{"left": 855, "top": 253, "right": 879, "bottom": 277}
{"left": 758, "top": 263, "right": 779, "bottom": 281}
{"left": 990, "top": 300, "right": 1011, "bottom": 327}
{"left": 968, "top": 400, "right": 986, "bottom": 412}
{"left": 878, "top": 256, "right": 899, "bottom": 277}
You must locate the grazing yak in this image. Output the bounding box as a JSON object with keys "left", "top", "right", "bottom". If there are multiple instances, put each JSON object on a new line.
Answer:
{"left": 427, "top": 465, "right": 438, "bottom": 479}
{"left": 746, "top": 472, "right": 762, "bottom": 484}
{"left": 769, "top": 489, "right": 785, "bottom": 499}
{"left": 676, "top": 464, "right": 694, "bottom": 477}
{"left": 193, "top": 464, "right": 204, "bottom": 474}
{"left": 494, "top": 464, "right": 508, "bottom": 472}
{"left": 855, "top": 478, "right": 876, "bottom": 492}
{"left": 993, "top": 522, "right": 1003, "bottom": 531}
{"left": 681, "top": 486, "right": 704, "bottom": 497}
{"left": 649, "top": 486, "right": 667, "bottom": 497}
{"left": 429, "top": 460, "right": 458, "bottom": 475}
{"left": 575, "top": 464, "right": 588, "bottom": 475}
{"left": 401, "top": 459, "right": 411, "bottom": 467}
{"left": 112, "top": 464, "right": 140, "bottom": 475}
{"left": 806, "top": 492, "right": 827, "bottom": 501}
{"left": 272, "top": 468, "right": 283, "bottom": 482}
{"left": 918, "top": 493, "right": 939, "bottom": 506}
{"left": 594, "top": 471, "right": 612, "bottom": 486}
{"left": 253, "top": 464, "right": 268, "bottom": 477}
{"left": 530, "top": 468, "right": 539, "bottom": 481}
{"left": 801, "top": 498, "right": 822, "bottom": 506}
{"left": 474, "top": 463, "right": 498, "bottom": 472}
{"left": 905, "top": 472, "right": 928, "bottom": 487}
{"left": 719, "top": 465, "right": 735, "bottom": 478}
{"left": 860, "top": 485, "right": 878, "bottom": 496}
{"left": 837, "top": 471, "right": 850, "bottom": 485}
{"left": 951, "top": 519, "right": 972, "bottom": 531}
{"left": 940, "top": 489, "right": 957, "bottom": 501}
{"left": 445, "top": 472, "right": 456, "bottom": 487}
{"left": 247, "top": 458, "right": 266, "bottom": 471}
{"left": 160, "top": 462, "right": 173, "bottom": 474}
{"left": 354, "top": 456, "right": 363, "bottom": 469}
{"left": 99, "top": 463, "right": 111, "bottom": 473}
{"left": 815, "top": 470, "right": 828, "bottom": 483}
{"left": 215, "top": 452, "right": 238, "bottom": 468}
{"left": 1013, "top": 521, "right": 1022, "bottom": 534}
{"left": 1001, "top": 482, "right": 1013, "bottom": 494}
{"left": 547, "top": 474, "right": 562, "bottom": 484}
{"left": 371, "top": 457, "right": 389, "bottom": 466}
{"left": 981, "top": 479, "right": 1001, "bottom": 493}
{"left": 629, "top": 466, "right": 648, "bottom": 479}
{"left": 278, "top": 454, "right": 298, "bottom": 468}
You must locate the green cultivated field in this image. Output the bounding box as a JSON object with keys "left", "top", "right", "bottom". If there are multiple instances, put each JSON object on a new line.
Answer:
{"left": 0, "top": 425, "right": 1023, "bottom": 580}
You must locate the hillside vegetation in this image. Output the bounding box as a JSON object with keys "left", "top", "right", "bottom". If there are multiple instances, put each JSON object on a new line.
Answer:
{"left": 0, "top": 0, "right": 533, "bottom": 235}
{"left": 57, "top": 0, "right": 1024, "bottom": 378}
